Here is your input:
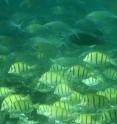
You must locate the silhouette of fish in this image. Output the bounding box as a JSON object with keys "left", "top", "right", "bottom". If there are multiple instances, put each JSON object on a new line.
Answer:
{"left": 69, "top": 31, "right": 105, "bottom": 46}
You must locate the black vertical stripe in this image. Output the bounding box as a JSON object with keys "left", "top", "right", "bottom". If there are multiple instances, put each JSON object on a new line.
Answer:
{"left": 50, "top": 72, "right": 52, "bottom": 84}
{"left": 55, "top": 73, "right": 57, "bottom": 85}
{"left": 91, "top": 52, "right": 93, "bottom": 63}
{"left": 95, "top": 52, "right": 98, "bottom": 64}
{"left": 15, "top": 96, "right": 22, "bottom": 112}
{"left": 100, "top": 53, "right": 103, "bottom": 64}
{"left": 82, "top": 67, "right": 85, "bottom": 79}
{"left": 18, "top": 63, "right": 20, "bottom": 73}
{"left": 13, "top": 64, "right": 16, "bottom": 73}
{"left": 104, "top": 54, "right": 107, "bottom": 65}
{"left": 77, "top": 66, "right": 80, "bottom": 77}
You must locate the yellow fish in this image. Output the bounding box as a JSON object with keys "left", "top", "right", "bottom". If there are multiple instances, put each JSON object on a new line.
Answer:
{"left": 37, "top": 71, "right": 67, "bottom": 92}
{"left": 0, "top": 87, "right": 15, "bottom": 100}
{"left": 8, "top": 62, "right": 35, "bottom": 74}
{"left": 83, "top": 51, "right": 114, "bottom": 66}
{"left": 36, "top": 104, "right": 73, "bottom": 123}
{"left": 1, "top": 94, "right": 32, "bottom": 114}
{"left": 79, "top": 94, "right": 109, "bottom": 112}
{"left": 54, "top": 83, "right": 73, "bottom": 98}
{"left": 103, "top": 68, "right": 117, "bottom": 81}
{"left": 49, "top": 64, "right": 67, "bottom": 72}
{"left": 100, "top": 108, "right": 117, "bottom": 123}
{"left": 64, "top": 91, "right": 82, "bottom": 105}
{"left": 66, "top": 64, "right": 94, "bottom": 81}
{"left": 97, "top": 88, "right": 117, "bottom": 106}
{"left": 53, "top": 101, "right": 71, "bottom": 111}
{"left": 75, "top": 113, "right": 101, "bottom": 124}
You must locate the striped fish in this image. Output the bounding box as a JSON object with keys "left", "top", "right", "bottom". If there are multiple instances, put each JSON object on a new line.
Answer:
{"left": 36, "top": 104, "right": 51, "bottom": 117}
{"left": 66, "top": 65, "right": 93, "bottom": 81}
{"left": 97, "top": 88, "right": 117, "bottom": 106}
{"left": 36, "top": 82, "right": 54, "bottom": 93}
{"left": 1, "top": 94, "right": 32, "bottom": 114}
{"left": 103, "top": 68, "right": 117, "bottom": 81}
{"left": 83, "top": 51, "right": 113, "bottom": 66}
{"left": 8, "top": 62, "right": 34, "bottom": 74}
{"left": 36, "top": 103, "right": 74, "bottom": 122}
{"left": 100, "top": 109, "right": 117, "bottom": 123}
{"left": 54, "top": 83, "right": 73, "bottom": 98}
{"left": 75, "top": 113, "right": 101, "bottom": 124}
{"left": 79, "top": 94, "right": 109, "bottom": 112}
{"left": 50, "top": 64, "right": 67, "bottom": 72}
{"left": 48, "top": 106, "right": 72, "bottom": 122}
{"left": 82, "top": 76, "right": 103, "bottom": 87}
{"left": 53, "top": 101, "right": 72, "bottom": 111}
{"left": 36, "top": 104, "right": 72, "bottom": 122}
{"left": 38, "top": 71, "right": 67, "bottom": 91}
{"left": 0, "top": 87, "right": 15, "bottom": 99}
{"left": 64, "top": 91, "right": 82, "bottom": 105}
{"left": 39, "top": 71, "right": 67, "bottom": 85}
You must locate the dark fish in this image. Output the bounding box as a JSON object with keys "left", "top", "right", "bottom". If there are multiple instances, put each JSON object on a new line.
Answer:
{"left": 69, "top": 31, "right": 105, "bottom": 46}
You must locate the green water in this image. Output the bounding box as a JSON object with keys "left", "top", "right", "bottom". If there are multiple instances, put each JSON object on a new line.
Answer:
{"left": 0, "top": 0, "right": 117, "bottom": 124}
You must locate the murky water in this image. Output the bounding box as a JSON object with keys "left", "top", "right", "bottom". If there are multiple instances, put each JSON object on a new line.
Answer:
{"left": 0, "top": 0, "right": 117, "bottom": 124}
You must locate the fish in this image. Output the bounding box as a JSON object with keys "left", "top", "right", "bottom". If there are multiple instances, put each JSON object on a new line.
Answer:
{"left": 42, "top": 21, "right": 70, "bottom": 35}
{"left": 53, "top": 101, "right": 72, "bottom": 111}
{"left": 75, "top": 113, "right": 101, "bottom": 124}
{"left": 83, "top": 51, "right": 115, "bottom": 66}
{"left": 97, "top": 88, "right": 117, "bottom": 106}
{"left": 36, "top": 104, "right": 73, "bottom": 123}
{"left": 50, "top": 57, "right": 80, "bottom": 67}
{"left": 1, "top": 94, "right": 33, "bottom": 116}
{"left": 69, "top": 79, "right": 98, "bottom": 94}
{"left": 80, "top": 73, "right": 111, "bottom": 94}
{"left": 54, "top": 83, "right": 73, "bottom": 98}
{"left": 46, "top": 106, "right": 73, "bottom": 123}
{"left": 36, "top": 71, "right": 67, "bottom": 93}
{"left": 35, "top": 104, "right": 51, "bottom": 117}
{"left": 70, "top": 16, "right": 105, "bottom": 46}
{"left": 103, "top": 68, "right": 117, "bottom": 81}
{"left": 65, "top": 64, "right": 94, "bottom": 81}
{"left": 0, "top": 87, "right": 15, "bottom": 100}
{"left": 69, "top": 31, "right": 104, "bottom": 46}
{"left": 82, "top": 11, "right": 117, "bottom": 46}
{"left": 8, "top": 62, "right": 35, "bottom": 75}
{"left": 86, "top": 11, "right": 117, "bottom": 25}
{"left": 63, "top": 91, "right": 82, "bottom": 105}
{"left": 100, "top": 108, "right": 117, "bottom": 123}
{"left": 82, "top": 76, "right": 104, "bottom": 87}
{"left": 25, "top": 23, "right": 43, "bottom": 35}
{"left": 49, "top": 64, "right": 67, "bottom": 72}
{"left": 38, "top": 71, "right": 67, "bottom": 87}
{"left": 78, "top": 94, "right": 110, "bottom": 112}
{"left": 36, "top": 82, "right": 54, "bottom": 93}
{"left": 81, "top": 76, "right": 107, "bottom": 91}
{"left": 1, "top": 94, "right": 27, "bottom": 104}
{"left": 28, "top": 37, "right": 59, "bottom": 59}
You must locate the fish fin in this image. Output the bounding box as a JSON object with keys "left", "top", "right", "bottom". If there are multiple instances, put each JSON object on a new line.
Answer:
{"left": 89, "top": 44, "right": 96, "bottom": 48}
{"left": 110, "top": 59, "right": 117, "bottom": 66}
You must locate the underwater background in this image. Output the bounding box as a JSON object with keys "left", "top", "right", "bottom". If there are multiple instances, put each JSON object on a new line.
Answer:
{"left": 0, "top": 0, "right": 117, "bottom": 124}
